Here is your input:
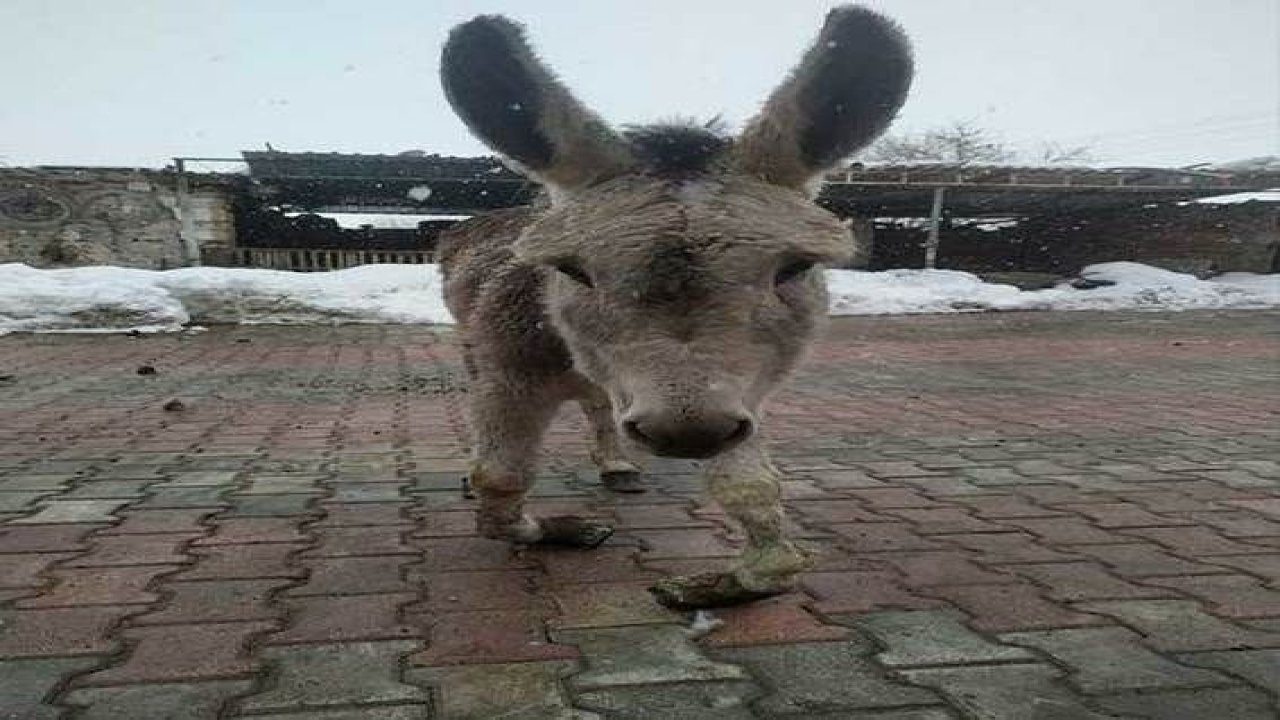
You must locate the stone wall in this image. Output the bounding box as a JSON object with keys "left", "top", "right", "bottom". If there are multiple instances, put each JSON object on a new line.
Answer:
{"left": 0, "top": 167, "right": 236, "bottom": 269}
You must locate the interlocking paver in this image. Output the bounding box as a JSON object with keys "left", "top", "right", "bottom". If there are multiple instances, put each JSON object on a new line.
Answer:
{"left": 1120, "top": 526, "right": 1275, "bottom": 556}
{"left": 1180, "top": 649, "right": 1280, "bottom": 694}
{"left": 221, "top": 494, "right": 320, "bottom": 517}
{"left": 4, "top": 313, "right": 1279, "bottom": 718}
{"left": 1076, "top": 599, "right": 1280, "bottom": 651}
{"left": 286, "top": 556, "right": 417, "bottom": 596}
{"left": 0, "top": 552, "right": 77, "bottom": 589}
{"left": 1055, "top": 502, "right": 1191, "bottom": 528}
{"left": 314, "top": 502, "right": 409, "bottom": 526}
{"left": 1002, "top": 626, "right": 1229, "bottom": 693}
{"left": 928, "top": 583, "right": 1103, "bottom": 632}
{"left": 0, "top": 524, "right": 106, "bottom": 553}
{"left": 1141, "top": 573, "right": 1280, "bottom": 617}
{"left": 60, "top": 479, "right": 154, "bottom": 499}
{"left": 64, "top": 531, "right": 202, "bottom": 567}
{"left": 884, "top": 507, "right": 1007, "bottom": 534}
{"left": 804, "top": 570, "right": 946, "bottom": 614}
{"left": 229, "top": 707, "right": 432, "bottom": 719}
{"left": 134, "top": 579, "right": 290, "bottom": 624}
{"left": 0, "top": 606, "right": 136, "bottom": 658}
{"left": 900, "top": 664, "right": 1117, "bottom": 720}
{"left": 408, "top": 660, "right": 599, "bottom": 719}
{"left": 878, "top": 551, "right": 1015, "bottom": 587}
{"left": 573, "top": 680, "right": 757, "bottom": 719}
{"left": 271, "top": 593, "right": 419, "bottom": 644}
{"left": 193, "top": 517, "right": 308, "bottom": 545}
{"left": 1010, "top": 561, "right": 1173, "bottom": 601}
{"left": 1202, "top": 553, "right": 1280, "bottom": 587}
{"left": 1093, "top": 687, "right": 1278, "bottom": 720}
{"left": 177, "top": 542, "right": 307, "bottom": 580}
{"left": 937, "top": 532, "right": 1078, "bottom": 564}
{"left": 1073, "top": 543, "right": 1228, "bottom": 577}
{"left": 101, "top": 509, "right": 214, "bottom": 535}
{"left": 828, "top": 523, "right": 944, "bottom": 552}
{"left": 713, "top": 639, "right": 938, "bottom": 715}
{"left": 61, "top": 680, "right": 253, "bottom": 720}
{"left": 999, "top": 517, "right": 1130, "bottom": 545}
{"left": 17, "top": 565, "right": 179, "bottom": 608}
{"left": 550, "top": 581, "right": 681, "bottom": 629}
{"left": 237, "top": 641, "right": 426, "bottom": 713}
{"left": 0, "top": 657, "right": 101, "bottom": 720}
{"left": 9, "top": 499, "right": 129, "bottom": 525}
{"left": 132, "top": 486, "right": 230, "bottom": 509}
{"left": 560, "top": 624, "right": 744, "bottom": 689}
{"left": 77, "top": 621, "right": 275, "bottom": 684}
{"left": 532, "top": 546, "right": 661, "bottom": 584}
{"left": 411, "top": 609, "right": 579, "bottom": 666}
{"left": 843, "top": 609, "right": 1032, "bottom": 666}
{"left": 413, "top": 569, "right": 542, "bottom": 611}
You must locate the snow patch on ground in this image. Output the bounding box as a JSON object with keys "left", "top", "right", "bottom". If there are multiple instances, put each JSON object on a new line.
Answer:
{"left": 2, "top": 261, "right": 1277, "bottom": 335}
{"left": 1194, "top": 189, "right": 1280, "bottom": 205}
{"left": 827, "top": 262, "right": 1280, "bottom": 315}
{"left": 0, "top": 263, "right": 451, "bottom": 334}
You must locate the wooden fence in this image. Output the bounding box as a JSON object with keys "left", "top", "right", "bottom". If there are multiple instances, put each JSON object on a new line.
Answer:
{"left": 238, "top": 248, "right": 434, "bottom": 271}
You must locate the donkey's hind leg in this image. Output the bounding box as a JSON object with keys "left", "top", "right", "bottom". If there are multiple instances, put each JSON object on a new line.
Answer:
{"left": 468, "top": 384, "right": 613, "bottom": 548}
{"left": 574, "top": 381, "right": 645, "bottom": 494}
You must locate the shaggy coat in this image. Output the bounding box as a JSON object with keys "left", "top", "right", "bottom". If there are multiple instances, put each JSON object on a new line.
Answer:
{"left": 438, "top": 6, "right": 913, "bottom": 608}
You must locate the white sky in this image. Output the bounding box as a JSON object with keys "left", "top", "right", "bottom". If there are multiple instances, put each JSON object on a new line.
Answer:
{"left": 1, "top": 0, "right": 1277, "bottom": 168}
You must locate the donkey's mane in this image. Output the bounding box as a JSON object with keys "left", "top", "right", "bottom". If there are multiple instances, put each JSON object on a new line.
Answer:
{"left": 621, "top": 122, "right": 732, "bottom": 179}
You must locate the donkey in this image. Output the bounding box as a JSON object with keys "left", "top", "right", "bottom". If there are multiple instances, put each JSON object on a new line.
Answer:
{"left": 438, "top": 6, "right": 913, "bottom": 608}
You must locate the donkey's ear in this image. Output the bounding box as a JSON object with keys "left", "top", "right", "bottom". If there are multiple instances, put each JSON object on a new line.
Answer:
{"left": 441, "top": 15, "right": 632, "bottom": 191}
{"left": 735, "top": 6, "right": 913, "bottom": 192}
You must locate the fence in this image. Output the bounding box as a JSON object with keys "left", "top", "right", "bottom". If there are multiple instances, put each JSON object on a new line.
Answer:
{"left": 237, "top": 248, "right": 434, "bottom": 271}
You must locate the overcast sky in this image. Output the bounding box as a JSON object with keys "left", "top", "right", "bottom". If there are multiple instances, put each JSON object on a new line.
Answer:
{"left": 1, "top": 0, "right": 1276, "bottom": 169}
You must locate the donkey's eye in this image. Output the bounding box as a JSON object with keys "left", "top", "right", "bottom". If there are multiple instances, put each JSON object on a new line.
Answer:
{"left": 554, "top": 263, "right": 594, "bottom": 288}
{"left": 775, "top": 260, "right": 815, "bottom": 286}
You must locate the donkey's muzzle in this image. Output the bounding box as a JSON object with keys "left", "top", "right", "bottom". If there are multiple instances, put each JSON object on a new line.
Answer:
{"left": 622, "top": 410, "right": 754, "bottom": 459}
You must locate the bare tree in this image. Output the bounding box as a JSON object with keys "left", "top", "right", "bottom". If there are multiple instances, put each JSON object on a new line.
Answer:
{"left": 863, "top": 120, "right": 1093, "bottom": 167}
{"left": 863, "top": 120, "right": 1014, "bottom": 165}
{"left": 1033, "top": 141, "right": 1094, "bottom": 166}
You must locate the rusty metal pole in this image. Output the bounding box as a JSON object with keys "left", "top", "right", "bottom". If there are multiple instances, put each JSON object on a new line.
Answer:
{"left": 924, "top": 186, "right": 946, "bottom": 269}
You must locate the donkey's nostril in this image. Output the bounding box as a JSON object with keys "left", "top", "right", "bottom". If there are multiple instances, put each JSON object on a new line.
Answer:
{"left": 623, "top": 420, "right": 649, "bottom": 444}
{"left": 728, "top": 419, "right": 754, "bottom": 445}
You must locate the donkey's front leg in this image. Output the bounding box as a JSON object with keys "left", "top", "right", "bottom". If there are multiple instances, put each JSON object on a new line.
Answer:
{"left": 574, "top": 382, "right": 645, "bottom": 493}
{"left": 469, "top": 386, "right": 613, "bottom": 548}
{"left": 649, "top": 440, "right": 811, "bottom": 608}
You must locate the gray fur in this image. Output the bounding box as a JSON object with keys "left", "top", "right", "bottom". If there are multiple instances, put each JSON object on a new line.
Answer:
{"left": 438, "top": 6, "right": 913, "bottom": 605}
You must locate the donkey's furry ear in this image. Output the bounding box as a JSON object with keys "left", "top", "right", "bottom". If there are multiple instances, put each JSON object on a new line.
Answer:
{"left": 441, "top": 15, "right": 631, "bottom": 191}
{"left": 735, "top": 6, "right": 913, "bottom": 192}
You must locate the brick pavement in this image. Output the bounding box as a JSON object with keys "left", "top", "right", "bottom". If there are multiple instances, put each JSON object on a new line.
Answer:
{"left": 1, "top": 309, "right": 1279, "bottom": 718}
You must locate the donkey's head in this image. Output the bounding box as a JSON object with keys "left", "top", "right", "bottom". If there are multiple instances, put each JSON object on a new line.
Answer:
{"left": 442, "top": 7, "right": 912, "bottom": 459}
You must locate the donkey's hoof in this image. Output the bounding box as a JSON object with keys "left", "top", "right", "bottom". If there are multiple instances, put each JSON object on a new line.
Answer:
{"left": 460, "top": 476, "right": 476, "bottom": 499}
{"left": 648, "top": 572, "right": 783, "bottom": 609}
{"left": 601, "top": 470, "right": 646, "bottom": 494}
{"left": 537, "top": 516, "right": 614, "bottom": 549}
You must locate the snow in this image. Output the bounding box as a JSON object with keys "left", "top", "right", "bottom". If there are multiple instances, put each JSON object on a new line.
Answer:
{"left": 285, "top": 212, "right": 471, "bottom": 229}
{"left": 1200, "top": 156, "right": 1280, "bottom": 173}
{"left": 2, "top": 261, "right": 1277, "bottom": 336}
{"left": 827, "top": 262, "right": 1280, "bottom": 315}
{"left": 1194, "top": 189, "right": 1280, "bottom": 205}
{"left": 0, "top": 263, "right": 451, "bottom": 334}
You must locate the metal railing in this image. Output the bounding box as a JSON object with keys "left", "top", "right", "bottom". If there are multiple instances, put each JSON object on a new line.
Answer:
{"left": 238, "top": 248, "right": 434, "bottom": 271}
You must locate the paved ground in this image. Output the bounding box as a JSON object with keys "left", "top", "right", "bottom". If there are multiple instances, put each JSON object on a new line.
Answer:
{"left": 2, "top": 310, "right": 1279, "bottom": 719}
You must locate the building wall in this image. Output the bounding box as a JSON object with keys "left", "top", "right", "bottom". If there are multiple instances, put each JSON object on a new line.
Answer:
{"left": 0, "top": 168, "right": 236, "bottom": 269}
{"left": 870, "top": 204, "right": 1280, "bottom": 275}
